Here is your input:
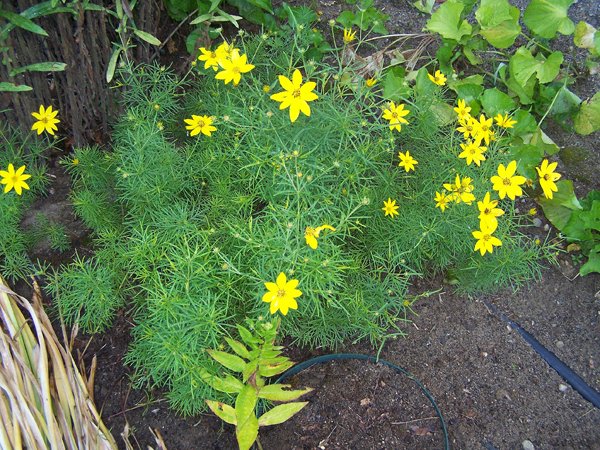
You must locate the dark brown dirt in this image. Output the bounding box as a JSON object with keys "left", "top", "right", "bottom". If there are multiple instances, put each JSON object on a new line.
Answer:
{"left": 10, "top": 0, "right": 600, "bottom": 449}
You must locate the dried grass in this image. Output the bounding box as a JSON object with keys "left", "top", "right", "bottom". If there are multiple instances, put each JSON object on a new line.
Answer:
{"left": 0, "top": 276, "right": 117, "bottom": 450}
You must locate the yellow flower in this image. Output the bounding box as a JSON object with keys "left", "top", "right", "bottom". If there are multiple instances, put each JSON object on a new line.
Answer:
{"left": 434, "top": 191, "right": 449, "bottom": 212}
{"left": 536, "top": 159, "right": 561, "bottom": 199}
{"left": 491, "top": 160, "right": 526, "bottom": 200}
{"left": 443, "top": 175, "right": 475, "bottom": 205}
{"left": 477, "top": 192, "right": 504, "bottom": 230}
{"left": 343, "top": 28, "right": 356, "bottom": 44}
{"left": 31, "top": 105, "right": 60, "bottom": 135}
{"left": 366, "top": 78, "right": 377, "bottom": 87}
{"left": 215, "top": 41, "right": 235, "bottom": 63}
{"left": 304, "top": 224, "right": 336, "bottom": 250}
{"left": 456, "top": 116, "right": 477, "bottom": 140}
{"left": 472, "top": 114, "right": 493, "bottom": 145}
{"left": 198, "top": 47, "right": 220, "bottom": 70}
{"left": 382, "top": 198, "right": 399, "bottom": 218}
{"left": 398, "top": 150, "right": 418, "bottom": 172}
{"left": 262, "top": 272, "right": 302, "bottom": 316}
{"left": 458, "top": 140, "right": 486, "bottom": 166}
{"left": 262, "top": 85, "right": 271, "bottom": 93}
{"left": 427, "top": 70, "right": 446, "bottom": 86}
{"left": 270, "top": 69, "right": 318, "bottom": 123}
{"left": 184, "top": 115, "right": 217, "bottom": 137}
{"left": 494, "top": 113, "right": 517, "bottom": 129}
{"left": 0, "top": 164, "right": 31, "bottom": 195}
{"left": 215, "top": 49, "right": 255, "bottom": 86}
{"left": 472, "top": 222, "right": 502, "bottom": 256}
{"left": 453, "top": 99, "right": 471, "bottom": 120}
{"left": 528, "top": 207, "right": 537, "bottom": 216}
{"left": 382, "top": 102, "right": 410, "bottom": 132}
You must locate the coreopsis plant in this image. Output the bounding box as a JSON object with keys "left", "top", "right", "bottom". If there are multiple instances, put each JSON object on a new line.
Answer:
{"left": 51, "top": 30, "right": 556, "bottom": 415}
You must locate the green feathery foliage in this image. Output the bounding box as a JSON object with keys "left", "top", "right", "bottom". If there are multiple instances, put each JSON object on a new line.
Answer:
{"left": 51, "top": 28, "right": 553, "bottom": 414}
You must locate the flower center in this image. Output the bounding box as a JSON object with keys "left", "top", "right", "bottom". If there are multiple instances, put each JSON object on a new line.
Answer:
{"left": 483, "top": 234, "right": 490, "bottom": 241}
{"left": 391, "top": 112, "right": 398, "bottom": 119}
{"left": 232, "top": 67, "right": 240, "bottom": 74}
{"left": 41, "top": 117, "right": 48, "bottom": 124}
{"left": 197, "top": 120, "right": 205, "bottom": 128}
{"left": 503, "top": 178, "right": 512, "bottom": 186}
{"left": 293, "top": 89, "right": 301, "bottom": 98}
{"left": 543, "top": 174, "right": 550, "bottom": 181}
{"left": 277, "top": 289, "right": 286, "bottom": 298}
{"left": 484, "top": 208, "right": 490, "bottom": 215}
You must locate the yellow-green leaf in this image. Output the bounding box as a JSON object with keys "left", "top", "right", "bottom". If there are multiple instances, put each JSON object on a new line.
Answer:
{"left": 258, "top": 384, "right": 313, "bottom": 402}
{"left": 0, "top": 82, "right": 33, "bottom": 92}
{"left": 0, "top": 9, "right": 48, "bottom": 36}
{"left": 208, "top": 350, "right": 246, "bottom": 372}
{"left": 257, "top": 402, "right": 308, "bottom": 427}
{"left": 206, "top": 400, "right": 237, "bottom": 425}
{"left": 10, "top": 61, "right": 66, "bottom": 76}
{"left": 574, "top": 93, "right": 600, "bottom": 136}
{"left": 133, "top": 29, "right": 161, "bottom": 46}
{"left": 523, "top": 0, "right": 574, "bottom": 39}
{"left": 425, "top": 0, "right": 472, "bottom": 42}
{"left": 235, "top": 385, "right": 259, "bottom": 450}
{"left": 225, "top": 337, "right": 251, "bottom": 359}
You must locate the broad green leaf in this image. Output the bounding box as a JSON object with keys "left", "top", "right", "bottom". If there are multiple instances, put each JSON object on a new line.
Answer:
{"left": 247, "top": 0, "right": 273, "bottom": 13}
{"left": 539, "top": 201, "right": 573, "bottom": 230}
{"left": 382, "top": 67, "right": 411, "bottom": 102}
{"left": 336, "top": 11, "right": 355, "bottom": 28}
{"left": 258, "top": 384, "right": 313, "bottom": 402}
{"left": 447, "top": 74, "right": 483, "bottom": 103}
{"left": 475, "top": 0, "right": 520, "bottom": 49}
{"left": 523, "top": 0, "right": 575, "bottom": 39}
{"left": 580, "top": 247, "right": 600, "bottom": 276}
{"left": 226, "top": 337, "right": 251, "bottom": 359}
{"left": 235, "top": 385, "right": 259, "bottom": 450}
{"left": 574, "top": 92, "right": 600, "bottom": 135}
{"left": 523, "top": 128, "right": 560, "bottom": 155}
{"left": 242, "top": 360, "right": 258, "bottom": 383}
{"left": 426, "top": 0, "right": 472, "bottom": 42}
{"left": 258, "top": 402, "right": 308, "bottom": 426}
{"left": 258, "top": 360, "right": 294, "bottom": 377}
{"left": 237, "top": 325, "right": 260, "bottom": 346}
{"left": 413, "top": 0, "right": 435, "bottom": 15}
{"left": 574, "top": 21, "right": 597, "bottom": 49}
{"left": 106, "top": 48, "right": 121, "bottom": 83}
{"left": 431, "top": 101, "right": 456, "bottom": 126}
{"left": 509, "top": 109, "right": 537, "bottom": 136}
{"left": 206, "top": 400, "right": 237, "bottom": 425}
{"left": 0, "top": 82, "right": 32, "bottom": 92}
{"left": 207, "top": 350, "right": 246, "bottom": 372}
{"left": 133, "top": 29, "right": 161, "bottom": 46}
{"left": 580, "top": 200, "right": 600, "bottom": 231}
{"left": 204, "top": 373, "right": 245, "bottom": 394}
{"left": 10, "top": 61, "right": 66, "bottom": 76}
{"left": 540, "top": 180, "right": 582, "bottom": 211}
{"left": 509, "top": 48, "right": 563, "bottom": 87}
{"left": 505, "top": 74, "right": 535, "bottom": 105}
{"left": 0, "top": 9, "right": 48, "bottom": 36}
{"left": 189, "top": 13, "right": 212, "bottom": 25}
{"left": 480, "top": 88, "right": 516, "bottom": 117}
{"left": 414, "top": 67, "right": 436, "bottom": 97}
{"left": 563, "top": 210, "right": 594, "bottom": 245}
{"left": 508, "top": 144, "right": 543, "bottom": 180}
{"left": 549, "top": 86, "right": 581, "bottom": 117}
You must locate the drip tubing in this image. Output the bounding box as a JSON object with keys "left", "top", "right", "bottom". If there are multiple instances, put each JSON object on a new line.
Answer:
{"left": 484, "top": 300, "right": 600, "bottom": 409}
{"left": 276, "top": 353, "right": 450, "bottom": 450}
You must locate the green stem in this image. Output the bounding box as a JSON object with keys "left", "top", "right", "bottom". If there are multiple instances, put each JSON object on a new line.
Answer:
{"left": 256, "top": 436, "right": 264, "bottom": 450}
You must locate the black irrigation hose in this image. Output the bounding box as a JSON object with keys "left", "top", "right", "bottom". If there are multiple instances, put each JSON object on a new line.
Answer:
{"left": 484, "top": 300, "right": 600, "bottom": 410}
{"left": 276, "top": 353, "right": 450, "bottom": 450}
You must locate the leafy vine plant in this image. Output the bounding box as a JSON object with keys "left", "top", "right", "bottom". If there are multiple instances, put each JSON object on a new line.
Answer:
{"left": 420, "top": 0, "right": 600, "bottom": 274}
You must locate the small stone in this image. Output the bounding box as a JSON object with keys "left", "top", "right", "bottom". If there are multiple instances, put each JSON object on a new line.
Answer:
{"left": 559, "top": 384, "right": 568, "bottom": 392}
{"left": 482, "top": 352, "right": 488, "bottom": 357}
{"left": 533, "top": 218, "right": 543, "bottom": 227}
{"left": 543, "top": 224, "right": 550, "bottom": 231}
{"left": 556, "top": 340, "right": 565, "bottom": 349}
{"left": 522, "top": 439, "right": 535, "bottom": 450}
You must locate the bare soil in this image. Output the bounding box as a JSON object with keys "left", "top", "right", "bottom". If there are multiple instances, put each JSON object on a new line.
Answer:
{"left": 13, "top": 0, "right": 600, "bottom": 449}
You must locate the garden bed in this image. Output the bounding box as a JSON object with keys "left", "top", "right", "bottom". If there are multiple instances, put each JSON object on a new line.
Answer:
{"left": 3, "top": 0, "right": 600, "bottom": 448}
